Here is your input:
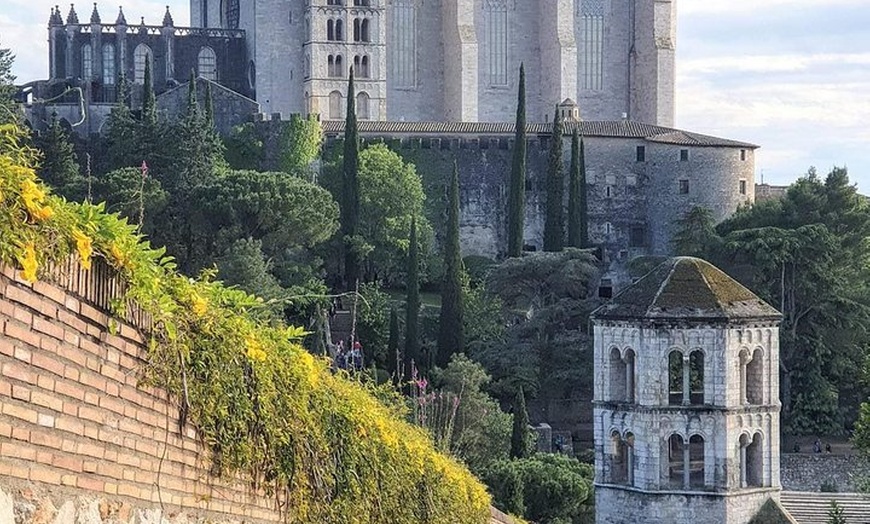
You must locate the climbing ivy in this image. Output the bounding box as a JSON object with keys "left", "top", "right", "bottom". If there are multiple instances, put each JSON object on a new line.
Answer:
{"left": 0, "top": 123, "right": 490, "bottom": 524}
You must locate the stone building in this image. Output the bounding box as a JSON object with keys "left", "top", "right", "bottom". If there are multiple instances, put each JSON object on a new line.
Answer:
{"left": 188, "top": 0, "right": 675, "bottom": 125}
{"left": 590, "top": 257, "right": 793, "bottom": 523}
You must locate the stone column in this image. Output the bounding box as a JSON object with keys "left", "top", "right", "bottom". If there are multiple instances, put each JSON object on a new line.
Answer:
{"left": 441, "top": 0, "right": 478, "bottom": 122}
{"left": 538, "top": 0, "right": 577, "bottom": 111}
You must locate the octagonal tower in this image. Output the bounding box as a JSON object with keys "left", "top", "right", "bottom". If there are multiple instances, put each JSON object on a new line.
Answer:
{"left": 591, "top": 257, "right": 786, "bottom": 524}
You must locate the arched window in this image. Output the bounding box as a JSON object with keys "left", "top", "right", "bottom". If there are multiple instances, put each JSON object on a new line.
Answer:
{"left": 354, "top": 0, "right": 370, "bottom": 5}
{"left": 689, "top": 350, "right": 704, "bottom": 405}
{"left": 666, "top": 433, "right": 705, "bottom": 489}
{"left": 353, "top": 18, "right": 361, "bottom": 42}
{"left": 609, "top": 348, "right": 626, "bottom": 402}
{"left": 198, "top": 47, "right": 217, "bottom": 80}
{"left": 667, "top": 434, "right": 685, "bottom": 488}
{"left": 668, "top": 351, "right": 682, "bottom": 406}
{"left": 335, "top": 55, "right": 344, "bottom": 77}
{"left": 740, "top": 433, "right": 764, "bottom": 488}
{"left": 327, "top": 19, "right": 335, "bottom": 40}
{"left": 335, "top": 19, "right": 344, "bottom": 41}
{"left": 667, "top": 349, "right": 705, "bottom": 406}
{"left": 356, "top": 91, "right": 369, "bottom": 120}
{"left": 133, "top": 44, "right": 153, "bottom": 85}
{"left": 102, "top": 44, "right": 116, "bottom": 85}
{"left": 328, "top": 90, "right": 342, "bottom": 119}
{"left": 609, "top": 431, "right": 628, "bottom": 484}
{"left": 354, "top": 55, "right": 370, "bottom": 78}
{"left": 746, "top": 348, "right": 764, "bottom": 405}
{"left": 361, "top": 18, "right": 370, "bottom": 42}
{"left": 81, "top": 44, "right": 93, "bottom": 79}
{"left": 689, "top": 435, "right": 705, "bottom": 488}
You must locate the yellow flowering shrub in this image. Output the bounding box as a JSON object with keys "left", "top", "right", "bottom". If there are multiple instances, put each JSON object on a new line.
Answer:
{"left": 0, "top": 124, "right": 491, "bottom": 524}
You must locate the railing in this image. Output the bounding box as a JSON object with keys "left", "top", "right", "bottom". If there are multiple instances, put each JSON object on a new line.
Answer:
{"left": 65, "top": 23, "right": 245, "bottom": 39}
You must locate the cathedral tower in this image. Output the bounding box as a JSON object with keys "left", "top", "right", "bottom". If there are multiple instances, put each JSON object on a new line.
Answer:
{"left": 592, "top": 258, "right": 784, "bottom": 524}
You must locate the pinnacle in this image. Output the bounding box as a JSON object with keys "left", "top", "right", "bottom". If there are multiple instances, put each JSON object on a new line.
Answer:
{"left": 89, "top": 2, "right": 101, "bottom": 24}
{"left": 162, "top": 5, "right": 174, "bottom": 27}
{"left": 116, "top": 6, "right": 127, "bottom": 25}
{"left": 66, "top": 3, "right": 79, "bottom": 24}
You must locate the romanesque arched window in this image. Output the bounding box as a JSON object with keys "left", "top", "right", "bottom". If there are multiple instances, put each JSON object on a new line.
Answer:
{"left": 609, "top": 347, "right": 626, "bottom": 402}
{"left": 81, "top": 44, "right": 93, "bottom": 80}
{"left": 198, "top": 47, "right": 217, "bottom": 80}
{"left": 335, "top": 55, "right": 344, "bottom": 77}
{"left": 354, "top": 55, "right": 370, "bottom": 78}
{"left": 133, "top": 44, "right": 153, "bottom": 85}
{"left": 361, "top": 18, "right": 370, "bottom": 42}
{"left": 328, "top": 90, "right": 342, "bottom": 119}
{"left": 667, "top": 349, "right": 705, "bottom": 406}
{"left": 356, "top": 91, "right": 370, "bottom": 120}
{"left": 101, "top": 44, "right": 116, "bottom": 85}
{"left": 609, "top": 430, "right": 633, "bottom": 485}
{"left": 335, "top": 19, "right": 344, "bottom": 41}
{"left": 353, "top": 18, "right": 361, "bottom": 42}
{"left": 666, "top": 433, "right": 705, "bottom": 489}
{"left": 689, "top": 435, "right": 705, "bottom": 488}
{"left": 740, "top": 433, "right": 764, "bottom": 488}
{"left": 746, "top": 348, "right": 764, "bottom": 405}
{"left": 327, "top": 19, "right": 335, "bottom": 40}
{"left": 668, "top": 351, "right": 682, "bottom": 406}
{"left": 689, "top": 350, "right": 705, "bottom": 405}
{"left": 667, "top": 434, "right": 685, "bottom": 488}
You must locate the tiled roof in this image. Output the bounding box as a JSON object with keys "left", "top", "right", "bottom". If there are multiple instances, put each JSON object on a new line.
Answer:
{"left": 320, "top": 120, "right": 759, "bottom": 148}
{"left": 592, "top": 257, "right": 781, "bottom": 321}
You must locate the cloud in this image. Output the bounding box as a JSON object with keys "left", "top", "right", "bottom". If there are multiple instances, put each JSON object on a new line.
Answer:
{"left": 680, "top": 0, "right": 869, "bottom": 15}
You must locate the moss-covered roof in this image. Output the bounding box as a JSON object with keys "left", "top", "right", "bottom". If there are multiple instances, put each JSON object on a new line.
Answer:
{"left": 592, "top": 257, "right": 781, "bottom": 322}
{"left": 748, "top": 498, "right": 799, "bottom": 524}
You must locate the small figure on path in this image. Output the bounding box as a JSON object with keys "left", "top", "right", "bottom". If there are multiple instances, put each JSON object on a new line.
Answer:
{"left": 813, "top": 438, "right": 822, "bottom": 454}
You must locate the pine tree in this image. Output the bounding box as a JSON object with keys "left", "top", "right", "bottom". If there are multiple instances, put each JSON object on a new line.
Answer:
{"left": 36, "top": 115, "right": 84, "bottom": 201}
{"left": 506, "top": 64, "right": 526, "bottom": 258}
{"left": 543, "top": 107, "right": 565, "bottom": 252}
{"left": 510, "top": 387, "right": 530, "bottom": 459}
{"left": 567, "top": 129, "right": 588, "bottom": 247}
{"left": 141, "top": 58, "right": 156, "bottom": 126}
{"left": 405, "top": 216, "right": 421, "bottom": 378}
{"left": 0, "top": 47, "right": 18, "bottom": 124}
{"left": 579, "top": 135, "right": 589, "bottom": 248}
{"left": 342, "top": 68, "right": 361, "bottom": 288}
{"left": 827, "top": 500, "right": 847, "bottom": 524}
{"left": 387, "top": 307, "right": 400, "bottom": 380}
{"left": 437, "top": 162, "right": 464, "bottom": 369}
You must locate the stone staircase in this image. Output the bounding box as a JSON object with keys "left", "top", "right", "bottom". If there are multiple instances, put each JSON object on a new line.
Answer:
{"left": 780, "top": 491, "right": 870, "bottom": 524}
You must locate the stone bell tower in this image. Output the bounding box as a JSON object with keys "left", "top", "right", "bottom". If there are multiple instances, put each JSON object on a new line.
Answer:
{"left": 591, "top": 257, "right": 791, "bottom": 524}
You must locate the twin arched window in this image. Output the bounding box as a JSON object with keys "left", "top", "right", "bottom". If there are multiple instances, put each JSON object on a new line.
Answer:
{"left": 668, "top": 349, "right": 705, "bottom": 406}
{"left": 667, "top": 434, "right": 706, "bottom": 489}
{"left": 740, "top": 432, "right": 764, "bottom": 488}
{"left": 327, "top": 19, "right": 344, "bottom": 41}
{"left": 198, "top": 47, "right": 217, "bottom": 80}
{"left": 609, "top": 347, "right": 635, "bottom": 403}
{"left": 353, "top": 18, "right": 370, "bottom": 42}
{"left": 133, "top": 44, "right": 153, "bottom": 85}
{"left": 328, "top": 55, "right": 344, "bottom": 77}
{"left": 353, "top": 55, "right": 370, "bottom": 78}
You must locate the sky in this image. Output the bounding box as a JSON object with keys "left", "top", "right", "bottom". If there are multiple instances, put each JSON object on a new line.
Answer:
{"left": 1, "top": 1, "right": 868, "bottom": 190}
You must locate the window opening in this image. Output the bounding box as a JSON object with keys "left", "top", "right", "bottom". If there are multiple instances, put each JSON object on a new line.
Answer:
{"left": 133, "top": 44, "right": 152, "bottom": 85}
{"left": 636, "top": 145, "right": 645, "bottom": 162}
{"left": 198, "top": 47, "right": 217, "bottom": 80}
{"left": 680, "top": 149, "right": 689, "bottom": 161}
{"left": 82, "top": 44, "right": 92, "bottom": 79}
{"left": 101, "top": 44, "right": 116, "bottom": 85}
{"left": 739, "top": 179, "right": 747, "bottom": 195}
{"left": 679, "top": 179, "right": 689, "bottom": 194}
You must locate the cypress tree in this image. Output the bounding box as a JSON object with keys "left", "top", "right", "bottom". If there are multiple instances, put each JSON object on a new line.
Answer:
{"left": 579, "top": 135, "right": 589, "bottom": 248}
{"left": 510, "top": 387, "right": 530, "bottom": 459}
{"left": 204, "top": 80, "right": 214, "bottom": 127}
{"left": 186, "top": 70, "right": 199, "bottom": 119}
{"left": 543, "top": 106, "right": 565, "bottom": 252}
{"left": 506, "top": 64, "right": 526, "bottom": 258}
{"left": 36, "top": 115, "right": 84, "bottom": 201}
{"left": 342, "top": 68, "right": 361, "bottom": 288}
{"left": 387, "top": 307, "right": 400, "bottom": 379}
{"left": 567, "top": 128, "right": 581, "bottom": 247}
{"left": 141, "top": 58, "right": 156, "bottom": 126}
{"left": 437, "top": 162, "right": 464, "bottom": 369}
{"left": 405, "top": 216, "right": 421, "bottom": 378}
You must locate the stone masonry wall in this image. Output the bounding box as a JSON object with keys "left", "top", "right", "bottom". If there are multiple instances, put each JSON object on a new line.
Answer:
{"left": 780, "top": 454, "right": 870, "bottom": 493}
{"left": 0, "top": 261, "right": 281, "bottom": 524}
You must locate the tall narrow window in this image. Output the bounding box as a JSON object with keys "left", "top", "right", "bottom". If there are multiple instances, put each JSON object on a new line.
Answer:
{"left": 357, "top": 91, "right": 370, "bottom": 120}
{"left": 390, "top": 0, "right": 416, "bottom": 88}
{"left": 198, "top": 46, "right": 217, "bottom": 80}
{"left": 610, "top": 431, "right": 628, "bottom": 484}
{"left": 327, "top": 19, "right": 335, "bottom": 40}
{"left": 328, "top": 55, "right": 336, "bottom": 77}
{"left": 335, "top": 55, "right": 344, "bottom": 77}
{"left": 581, "top": 0, "right": 605, "bottom": 90}
{"left": 689, "top": 435, "right": 705, "bottom": 488}
{"left": 328, "top": 91, "right": 342, "bottom": 119}
{"left": 746, "top": 348, "right": 764, "bottom": 405}
{"left": 486, "top": 0, "right": 509, "bottom": 86}
{"left": 81, "top": 44, "right": 93, "bottom": 80}
{"left": 133, "top": 44, "right": 153, "bottom": 85}
{"left": 224, "top": 0, "right": 240, "bottom": 29}
{"left": 361, "top": 18, "right": 370, "bottom": 42}
{"left": 609, "top": 347, "right": 626, "bottom": 402}
{"left": 102, "top": 44, "right": 116, "bottom": 85}
{"left": 335, "top": 19, "right": 344, "bottom": 41}
{"left": 741, "top": 433, "right": 764, "bottom": 488}
{"left": 353, "top": 18, "right": 361, "bottom": 42}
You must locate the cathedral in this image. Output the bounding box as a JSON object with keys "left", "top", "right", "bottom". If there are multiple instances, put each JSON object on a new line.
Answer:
{"left": 192, "top": 0, "right": 675, "bottom": 125}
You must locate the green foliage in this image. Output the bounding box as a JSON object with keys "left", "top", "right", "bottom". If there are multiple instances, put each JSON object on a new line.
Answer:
{"left": 507, "top": 64, "right": 527, "bottom": 258}
{"left": 432, "top": 354, "right": 512, "bottom": 473}
{"left": 224, "top": 123, "right": 264, "bottom": 170}
{"left": 544, "top": 108, "right": 565, "bottom": 252}
{"left": 141, "top": 60, "right": 156, "bottom": 126}
{"left": 342, "top": 70, "right": 361, "bottom": 287}
{"left": 672, "top": 206, "right": 721, "bottom": 258}
{"left": 281, "top": 114, "right": 322, "bottom": 176}
{"left": 405, "top": 216, "right": 421, "bottom": 376}
{"left": 214, "top": 237, "right": 286, "bottom": 310}
{"left": 0, "top": 123, "right": 491, "bottom": 524}
{"left": 438, "top": 163, "right": 464, "bottom": 368}
{"left": 827, "top": 500, "right": 847, "bottom": 524}
{"left": 511, "top": 387, "right": 531, "bottom": 459}
{"left": 356, "top": 282, "right": 391, "bottom": 370}
{"left": 92, "top": 167, "right": 168, "bottom": 229}
{"left": 485, "top": 454, "right": 594, "bottom": 524}
{"left": 0, "top": 46, "right": 18, "bottom": 124}
{"left": 387, "top": 307, "right": 400, "bottom": 379}
{"left": 34, "top": 116, "right": 85, "bottom": 201}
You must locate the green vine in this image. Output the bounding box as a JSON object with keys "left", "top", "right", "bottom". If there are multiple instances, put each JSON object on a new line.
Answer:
{"left": 0, "top": 123, "right": 490, "bottom": 523}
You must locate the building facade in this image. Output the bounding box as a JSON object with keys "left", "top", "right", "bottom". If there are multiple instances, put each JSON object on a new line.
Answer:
{"left": 188, "top": 0, "right": 676, "bottom": 125}
{"left": 591, "top": 257, "right": 787, "bottom": 523}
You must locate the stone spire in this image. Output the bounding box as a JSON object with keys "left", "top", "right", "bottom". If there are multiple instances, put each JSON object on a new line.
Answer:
{"left": 66, "top": 3, "right": 79, "bottom": 24}
{"left": 52, "top": 6, "right": 64, "bottom": 25}
{"left": 162, "top": 5, "right": 174, "bottom": 27}
{"left": 89, "top": 2, "right": 101, "bottom": 24}
{"left": 115, "top": 6, "right": 127, "bottom": 25}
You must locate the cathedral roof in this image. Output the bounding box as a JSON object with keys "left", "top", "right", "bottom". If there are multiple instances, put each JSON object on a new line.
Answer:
{"left": 321, "top": 120, "right": 759, "bottom": 149}
{"left": 591, "top": 257, "right": 781, "bottom": 322}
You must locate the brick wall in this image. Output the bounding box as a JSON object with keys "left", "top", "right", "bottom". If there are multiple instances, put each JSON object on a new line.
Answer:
{"left": 0, "top": 261, "right": 280, "bottom": 524}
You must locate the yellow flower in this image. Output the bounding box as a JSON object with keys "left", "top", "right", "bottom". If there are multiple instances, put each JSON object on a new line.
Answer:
{"left": 244, "top": 335, "right": 267, "bottom": 362}
{"left": 109, "top": 243, "right": 128, "bottom": 268}
{"left": 17, "top": 243, "right": 38, "bottom": 283}
{"left": 71, "top": 229, "right": 93, "bottom": 270}
{"left": 191, "top": 292, "right": 208, "bottom": 317}
{"left": 20, "top": 179, "right": 51, "bottom": 222}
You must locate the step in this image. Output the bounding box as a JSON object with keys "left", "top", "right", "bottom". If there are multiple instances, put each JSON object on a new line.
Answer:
{"left": 780, "top": 491, "right": 870, "bottom": 524}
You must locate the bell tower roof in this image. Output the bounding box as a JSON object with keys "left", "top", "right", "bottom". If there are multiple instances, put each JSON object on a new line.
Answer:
{"left": 592, "top": 257, "right": 781, "bottom": 322}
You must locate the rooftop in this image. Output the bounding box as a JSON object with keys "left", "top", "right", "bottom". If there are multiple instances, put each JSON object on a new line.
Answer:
{"left": 592, "top": 257, "right": 781, "bottom": 322}
{"left": 321, "top": 120, "right": 759, "bottom": 149}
